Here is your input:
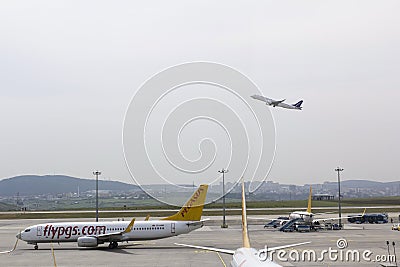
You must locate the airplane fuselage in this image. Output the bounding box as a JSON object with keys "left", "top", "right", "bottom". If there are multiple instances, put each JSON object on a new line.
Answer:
{"left": 18, "top": 220, "right": 202, "bottom": 245}
{"left": 274, "top": 102, "right": 300, "bottom": 110}
{"left": 231, "top": 248, "right": 282, "bottom": 267}
{"left": 289, "top": 211, "right": 314, "bottom": 223}
{"left": 18, "top": 184, "right": 209, "bottom": 250}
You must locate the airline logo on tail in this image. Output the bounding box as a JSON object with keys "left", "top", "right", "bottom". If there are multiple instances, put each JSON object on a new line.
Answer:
{"left": 180, "top": 186, "right": 205, "bottom": 218}
{"left": 293, "top": 100, "right": 303, "bottom": 108}
{"left": 163, "top": 184, "right": 208, "bottom": 221}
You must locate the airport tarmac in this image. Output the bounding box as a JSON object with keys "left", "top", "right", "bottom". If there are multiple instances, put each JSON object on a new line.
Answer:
{"left": 2, "top": 205, "right": 399, "bottom": 215}
{"left": 1, "top": 216, "right": 399, "bottom": 267}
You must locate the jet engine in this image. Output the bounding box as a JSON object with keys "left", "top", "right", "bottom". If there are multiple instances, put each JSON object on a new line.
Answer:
{"left": 77, "top": 236, "right": 98, "bottom": 247}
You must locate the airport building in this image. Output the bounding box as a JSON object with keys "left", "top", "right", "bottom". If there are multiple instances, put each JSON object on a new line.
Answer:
{"left": 312, "top": 193, "right": 334, "bottom": 201}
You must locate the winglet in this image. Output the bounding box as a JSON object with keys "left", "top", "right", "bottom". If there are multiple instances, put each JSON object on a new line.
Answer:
{"left": 123, "top": 218, "right": 135, "bottom": 233}
{"left": 145, "top": 215, "right": 150, "bottom": 221}
{"left": 162, "top": 184, "right": 208, "bottom": 221}
{"left": 362, "top": 208, "right": 366, "bottom": 216}
{"left": 241, "top": 179, "right": 251, "bottom": 248}
{"left": 306, "top": 186, "right": 312, "bottom": 213}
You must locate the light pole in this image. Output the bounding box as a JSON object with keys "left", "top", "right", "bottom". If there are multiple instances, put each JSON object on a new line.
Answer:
{"left": 392, "top": 241, "right": 396, "bottom": 266}
{"left": 335, "top": 167, "right": 344, "bottom": 228}
{"left": 93, "top": 170, "right": 101, "bottom": 222}
{"left": 218, "top": 168, "right": 228, "bottom": 228}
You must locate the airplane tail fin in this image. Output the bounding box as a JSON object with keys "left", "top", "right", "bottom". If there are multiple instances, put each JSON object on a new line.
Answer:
{"left": 293, "top": 100, "right": 303, "bottom": 108}
{"left": 162, "top": 184, "right": 208, "bottom": 221}
{"left": 306, "top": 186, "right": 312, "bottom": 213}
{"left": 241, "top": 179, "right": 251, "bottom": 248}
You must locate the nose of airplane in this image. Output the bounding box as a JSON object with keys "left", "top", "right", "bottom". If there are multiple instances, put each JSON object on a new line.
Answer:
{"left": 16, "top": 233, "right": 21, "bottom": 239}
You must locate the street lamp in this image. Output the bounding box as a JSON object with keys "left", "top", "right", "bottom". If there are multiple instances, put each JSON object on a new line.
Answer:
{"left": 93, "top": 170, "right": 101, "bottom": 222}
{"left": 218, "top": 168, "right": 229, "bottom": 228}
{"left": 335, "top": 167, "right": 344, "bottom": 228}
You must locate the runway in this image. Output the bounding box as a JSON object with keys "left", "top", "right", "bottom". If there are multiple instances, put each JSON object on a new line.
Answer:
{"left": 1, "top": 216, "right": 399, "bottom": 266}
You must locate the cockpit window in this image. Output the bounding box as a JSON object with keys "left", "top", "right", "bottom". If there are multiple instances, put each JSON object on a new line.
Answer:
{"left": 24, "top": 228, "right": 31, "bottom": 232}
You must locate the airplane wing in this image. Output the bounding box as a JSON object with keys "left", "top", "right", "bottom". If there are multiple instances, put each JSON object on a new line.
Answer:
{"left": 313, "top": 209, "right": 366, "bottom": 223}
{"left": 95, "top": 218, "right": 135, "bottom": 242}
{"left": 266, "top": 241, "right": 311, "bottom": 252}
{"left": 174, "top": 243, "right": 235, "bottom": 255}
{"left": 270, "top": 99, "right": 285, "bottom": 106}
{"left": 251, "top": 95, "right": 273, "bottom": 104}
{"left": 251, "top": 95, "right": 286, "bottom": 106}
{"left": 313, "top": 214, "right": 364, "bottom": 223}
{"left": 313, "top": 216, "right": 349, "bottom": 223}
{"left": 261, "top": 218, "right": 287, "bottom": 222}
{"left": 185, "top": 218, "right": 210, "bottom": 227}
{"left": 175, "top": 241, "right": 311, "bottom": 255}
{"left": 313, "top": 211, "right": 338, "bottom": 216}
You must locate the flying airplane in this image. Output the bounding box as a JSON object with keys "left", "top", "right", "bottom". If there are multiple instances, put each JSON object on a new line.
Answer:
{"left": 175, "top": 180, "right": 310, "bottom": 267}
{"left": 251, "top": 95, "right": 303, "bottom": 110}
{"left": 17, "top": 184, "right": 208, "bottom": 250}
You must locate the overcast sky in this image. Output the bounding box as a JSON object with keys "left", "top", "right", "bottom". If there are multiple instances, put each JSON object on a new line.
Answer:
{"left": 0, "top": 1, "right": 399, "bottom": 186}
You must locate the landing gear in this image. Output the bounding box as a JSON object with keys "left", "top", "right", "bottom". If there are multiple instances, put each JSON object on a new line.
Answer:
{"left": 34, "top": 245, "right": 38, "bottom": 250}
{"left": 108, "top": 242, "right": 118, "bottom": 249}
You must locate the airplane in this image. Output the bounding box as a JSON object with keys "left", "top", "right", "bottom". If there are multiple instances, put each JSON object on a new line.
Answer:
{"left": 288, "top": 186, "right": 316, "bottom": 223}
{"left": 251, "top": 95, "right": 303, "bottom": 110}
{"left": 175, "top": 180, "right": 310, "bottom": 267}
{"left": 17, "top": 184, "right": 208, "bottom": 250}
{"left": 268, "top": 187, "right": 365, "bottom": 226}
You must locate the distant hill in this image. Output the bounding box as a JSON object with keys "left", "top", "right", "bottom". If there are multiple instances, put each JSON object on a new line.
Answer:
{"left": 0, "top": 202, "right": 18, "bottom": 211}
{"left": 0, "top": 175, "right": 140, "bottom": 196}
{"left": 322, "top": 179, "right": 400, "bottom": 189}
{"left": 1, "top": 175, "right": 399, "bottom": 199}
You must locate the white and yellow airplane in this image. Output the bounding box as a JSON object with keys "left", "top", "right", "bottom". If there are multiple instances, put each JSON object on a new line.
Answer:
{"left": 17, "top": 184, "right": 208, "bottom": 250}
{"left": 273, "top": 187, "right": 365, "bottom": 225}
{"left": 288, "top": 186, "right": 318, "bottom": 223}
{"left": 175, "top": 181, "right": 310, "bottom": 267}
